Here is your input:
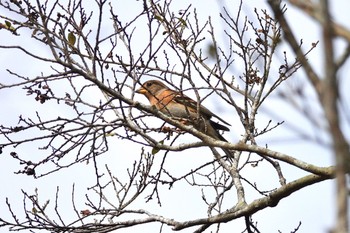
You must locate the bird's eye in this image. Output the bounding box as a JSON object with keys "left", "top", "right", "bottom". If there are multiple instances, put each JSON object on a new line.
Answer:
{"left": 146, "top": 82, "right": 152, "bottom": 87}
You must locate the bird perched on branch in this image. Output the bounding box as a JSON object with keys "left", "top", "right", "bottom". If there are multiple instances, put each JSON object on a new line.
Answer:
{"left": 136, "top": 80, "right": 231, "bottom": 142}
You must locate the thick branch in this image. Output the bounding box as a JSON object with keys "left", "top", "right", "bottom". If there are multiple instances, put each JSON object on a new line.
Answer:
{"left": 320, "top": 1, "right": 349, "bottom": 233}
{"left": 172, "top": 172, "right": 333, "bottom": 230}
{"left": 289, "top": 0, "right": 350, "bottom": 42}
{"left": 267, "top": 0, "right": 322, "bottom": 94}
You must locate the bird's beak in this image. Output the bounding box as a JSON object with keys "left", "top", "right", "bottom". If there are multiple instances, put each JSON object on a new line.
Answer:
{"left": 136, "top": 86, "right": 147, "bottom": 94}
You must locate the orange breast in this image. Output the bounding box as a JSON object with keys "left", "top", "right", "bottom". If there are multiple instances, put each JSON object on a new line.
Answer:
{"left": 147, "top": 91, "right": 175, "bottom": 110}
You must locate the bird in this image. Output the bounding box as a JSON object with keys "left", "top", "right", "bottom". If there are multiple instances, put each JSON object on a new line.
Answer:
{"left": 136, "top": 80, "right": 231, "bottom": 142}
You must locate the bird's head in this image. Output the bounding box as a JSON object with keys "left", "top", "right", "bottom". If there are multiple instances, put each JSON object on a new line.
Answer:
{"left": 136, "top": 80, "right": 168, "bottom": 97}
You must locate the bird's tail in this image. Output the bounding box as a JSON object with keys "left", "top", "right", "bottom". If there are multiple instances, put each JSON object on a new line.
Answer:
{"left": 208, "top": 122, "right": 235, "bottom": 160}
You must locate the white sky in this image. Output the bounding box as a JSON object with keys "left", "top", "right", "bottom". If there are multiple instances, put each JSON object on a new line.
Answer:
{"left": 0, "top": 0, "right": 349, "bottom": 233}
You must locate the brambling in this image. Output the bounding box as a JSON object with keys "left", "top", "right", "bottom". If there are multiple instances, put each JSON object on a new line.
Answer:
{"left": 136, "top": 80, "right": 231, "bottom": 142}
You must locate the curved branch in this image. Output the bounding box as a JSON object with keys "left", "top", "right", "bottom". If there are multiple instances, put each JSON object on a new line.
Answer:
{"left": 172, "top": 172, "right": 333, "bottom": 230}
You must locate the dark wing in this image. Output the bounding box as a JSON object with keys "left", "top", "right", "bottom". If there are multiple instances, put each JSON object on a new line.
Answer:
{"left": 210, "top": 120, "right": 230, "bottom": 132}
{"left": 172, "top": 92, "right": 231, "bottom": 127}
